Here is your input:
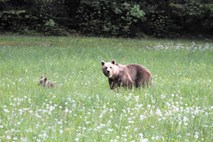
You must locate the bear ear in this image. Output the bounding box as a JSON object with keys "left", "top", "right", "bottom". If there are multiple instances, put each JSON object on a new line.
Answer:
{"left": 111, "top": 60, "right": 116, "bottom": 64}
{"left": 101, "top": 60, "right": 105, "bottom": 66}
{"left": 44, "top": 78, "right": 47, "bottom": 82}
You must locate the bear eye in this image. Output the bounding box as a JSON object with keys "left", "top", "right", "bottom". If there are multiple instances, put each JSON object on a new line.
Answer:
{"left": 110, "top": 66, "right": 112, "bottom": 69}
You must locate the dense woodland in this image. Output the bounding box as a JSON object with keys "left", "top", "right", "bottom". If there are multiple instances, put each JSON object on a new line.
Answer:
{"left": 0, "top": 0, "right": 212, "bottom": 37}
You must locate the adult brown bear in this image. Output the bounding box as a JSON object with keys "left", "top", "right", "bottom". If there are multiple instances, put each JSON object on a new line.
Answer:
{"left": 101, "top": 60, "right": 152, "bottom": 89}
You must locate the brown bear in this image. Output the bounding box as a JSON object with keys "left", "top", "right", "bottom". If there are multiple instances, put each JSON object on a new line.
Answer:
{"left": 38, "top": 76, "right": 55, "bottom": 88}
{"left": 101, "top": 60, "right": 152, "bottom": 89}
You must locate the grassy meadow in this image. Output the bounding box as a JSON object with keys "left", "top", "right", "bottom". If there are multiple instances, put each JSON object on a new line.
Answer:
{"left": 0, "top": 35, "right": 212, "bottom": 142}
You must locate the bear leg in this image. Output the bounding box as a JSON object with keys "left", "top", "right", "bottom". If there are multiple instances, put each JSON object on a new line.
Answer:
{"left": 108, "top": 78, "right": 120, "bottom": 89}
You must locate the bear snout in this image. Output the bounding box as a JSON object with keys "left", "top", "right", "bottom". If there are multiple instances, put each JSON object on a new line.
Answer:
{"left": 38, "top": 80, "right": 43, "bottom": 85}
{"left": 103, "top": 69, "right": 111, "bottom": 78}
{"left": 105, "top": 71, "right": 110, "bottom": 77}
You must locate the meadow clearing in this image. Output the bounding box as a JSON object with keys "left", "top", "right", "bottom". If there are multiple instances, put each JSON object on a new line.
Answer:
{"left": 0, "top": 35, "right": 212, "bottom": 142}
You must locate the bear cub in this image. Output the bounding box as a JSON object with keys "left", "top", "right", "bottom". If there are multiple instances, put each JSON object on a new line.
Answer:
{"left": 101, "top": 60, "right": 152, "bottom": 89}
{"left": 38, "top": 76, "right": 55, "bottom": 88}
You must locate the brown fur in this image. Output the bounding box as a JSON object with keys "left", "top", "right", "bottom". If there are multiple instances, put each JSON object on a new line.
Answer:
{"left": 101, "top": 60, "right": 152, "bottom": 89}
{"left": 38, "top": 76, "right": 55, "bottom": 88}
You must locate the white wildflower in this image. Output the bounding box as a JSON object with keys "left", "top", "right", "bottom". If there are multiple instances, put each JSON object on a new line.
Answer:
{"left": 59, "top": 130, "right": 63, "bottom": 134}
{"left": 147, "top": 104, "right": 151, "bottom": 109}
{"left": 155, "top": 108, "right": 162, "bottom": 116}
{"left": 64, "top": 108, "right": 69, "bottom": 113}
{"left": 13, "top": 137, "right": 18, "bottom": 141}
{"left": 194, "top": 132, "right": 199, "bottom": 139}
{"left": 140, "top": 115, "right": 147, "bottom": 120}
{"left": 3, "top": 108, "right": 9, "bottom": 113}
{"left": 141, "top": 138, "right": 148, "bottom": 142}
{"left": 6, "top": 135, "right": 11, "bottom": 140}
{"left": 75, "top": 137, "right": 80, "bottom": 142}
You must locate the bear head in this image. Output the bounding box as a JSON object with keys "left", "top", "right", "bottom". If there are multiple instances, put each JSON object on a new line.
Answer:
{"left": 101, "top": 60, "right": 119, "bottom": 79}
{"left": 38, "top": 76, "right": 47, "bottom": 86}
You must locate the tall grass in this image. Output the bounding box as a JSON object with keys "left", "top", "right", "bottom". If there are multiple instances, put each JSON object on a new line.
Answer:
{"left": 0, "top": 36, "right": 212, "bottom": 141}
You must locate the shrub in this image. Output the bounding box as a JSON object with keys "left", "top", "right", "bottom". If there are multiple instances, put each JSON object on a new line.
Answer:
{"left": 169, "top": 2, "right": 213, "bottom": 35}
{"left": 76, "top": 1, "right": 145, "bottom": 37}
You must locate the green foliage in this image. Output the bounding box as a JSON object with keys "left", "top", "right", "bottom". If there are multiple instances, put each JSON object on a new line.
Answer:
{"left": 0, "top": 0, "right": 212, "bottom": 37}
{"left": 0, "top": 0, "right": 68, "bottom": 34}
{"left": 76, "top": 1, "right": 145, "bottom": 36}
{"left": 0, "top": 9, "right": 59, "bottom": 34}
{"left": 0, "top": 10, "right": 29, "bottom": 32}
{"left": 129, "top": 4, "right": 145, "bottom": 19}
{"left": 169, "top": 2, "right": 213, "bottom": 34}
{"left": 0, "top": 0, "right": 9, "bottom": 2}
{"left": 144, "top": 13, "right": 170, "bottom": 38}
{"left": 44, "top": 19, "right": 55, "bottom": 28}
{"left": 141, "top": 0, "right": 213, "bottom": 37}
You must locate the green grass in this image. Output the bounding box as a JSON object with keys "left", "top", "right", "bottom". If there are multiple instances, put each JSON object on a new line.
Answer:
{"left": 0, "top": 35, "right": 212, "bottom": 141}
